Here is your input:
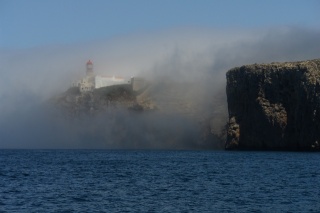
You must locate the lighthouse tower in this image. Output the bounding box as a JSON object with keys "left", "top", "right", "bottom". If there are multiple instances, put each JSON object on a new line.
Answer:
{"left": 86, "top": 60, "right": 94, "bottom": 76}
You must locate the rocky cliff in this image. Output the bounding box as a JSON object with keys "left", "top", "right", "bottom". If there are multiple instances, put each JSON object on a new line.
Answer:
{"left": 52, "top": 84, "right": 155, "bottom": 118}
{"left": 51, "top": 82, "right": 226, "bottom": 149}
{"left": 226, "top": 59, "right": 320, "bottom": 151}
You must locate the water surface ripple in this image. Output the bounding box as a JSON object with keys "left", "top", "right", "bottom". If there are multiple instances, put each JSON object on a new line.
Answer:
{"left": 0, "top": 150, "right": 319, "bottom": 212}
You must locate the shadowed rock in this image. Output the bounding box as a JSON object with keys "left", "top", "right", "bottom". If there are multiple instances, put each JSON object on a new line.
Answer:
{"left": 226, "top": 58, "right": 320, "bottom": 151}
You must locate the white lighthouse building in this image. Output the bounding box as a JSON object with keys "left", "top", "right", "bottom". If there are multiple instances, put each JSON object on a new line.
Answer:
{"left": 75, "top": 60, "right": 95, "bottom": 92}
{"left": 86, "top": 60, "right": 94, "bottom": 76}
{"left": 74, "top": 60, "right": 132, "bottom": 93}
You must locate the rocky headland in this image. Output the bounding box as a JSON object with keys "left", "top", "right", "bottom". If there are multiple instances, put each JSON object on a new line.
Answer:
{"left": 226, "top": 58, "right": 320, "bottom": 151}
{"left": 52, "top": 84, "right": 155, "bottom": 117}
{"left": 51, "top": 81, "right": 226, "bottom": 149}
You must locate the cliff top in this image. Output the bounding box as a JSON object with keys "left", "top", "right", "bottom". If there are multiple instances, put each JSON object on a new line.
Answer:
{"left": 228, "top": 58, "right": 320, "bottom": 74}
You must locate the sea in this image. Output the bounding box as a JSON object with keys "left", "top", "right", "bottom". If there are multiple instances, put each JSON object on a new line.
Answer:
{"left": 0, "top": 150, "right": 319, "bottom": 212}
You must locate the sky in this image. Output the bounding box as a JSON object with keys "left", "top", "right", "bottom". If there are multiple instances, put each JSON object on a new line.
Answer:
{"left": 1, "top": 0, "right": 319, "bottom": 49}
{"left": 1, "top": 0, "right": 320, "bottom": 148}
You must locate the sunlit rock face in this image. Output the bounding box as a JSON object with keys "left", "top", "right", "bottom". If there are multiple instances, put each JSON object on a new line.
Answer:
{"left": 226, "top": 59, "right": 320, "bottom": 151}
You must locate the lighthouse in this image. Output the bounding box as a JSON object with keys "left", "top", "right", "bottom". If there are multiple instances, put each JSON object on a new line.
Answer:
{"left": 86, "top": 60, "right": 94, "bottom": 76}
{"left": 73, "top": 59, "right": 133, "bottom": 93}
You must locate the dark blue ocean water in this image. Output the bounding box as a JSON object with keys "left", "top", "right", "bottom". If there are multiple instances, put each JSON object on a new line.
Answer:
{"left": 0, "top": 150, "right": 319, "bottom": 212}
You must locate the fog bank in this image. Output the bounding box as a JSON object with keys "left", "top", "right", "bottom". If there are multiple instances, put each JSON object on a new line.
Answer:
{"left": 1, "top": 27, "right": 319, "bottom": 149}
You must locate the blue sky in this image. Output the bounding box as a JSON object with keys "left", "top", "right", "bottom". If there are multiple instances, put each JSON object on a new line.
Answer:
{"left": 1, "top": 0, "right": 319, "bottom": 49}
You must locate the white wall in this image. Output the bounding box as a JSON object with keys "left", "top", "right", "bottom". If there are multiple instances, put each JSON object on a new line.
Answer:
{"left": 95, "top": 76, "right": 130, "bottom": 89}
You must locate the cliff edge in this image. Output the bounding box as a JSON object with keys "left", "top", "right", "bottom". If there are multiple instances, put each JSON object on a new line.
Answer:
{"left": 226, "top": 58, "right": 320, "bottom": 151}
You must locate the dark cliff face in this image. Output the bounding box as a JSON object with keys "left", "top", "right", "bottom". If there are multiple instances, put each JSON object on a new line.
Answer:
{"left": 226, "top": 59, "right": 320, "bottom": 151}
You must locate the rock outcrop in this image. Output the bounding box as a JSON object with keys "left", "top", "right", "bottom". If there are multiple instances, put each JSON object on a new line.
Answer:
{"left": 52, "top": 84, "right": 155, "bottom": 118}
{"left": 51, "top": 82, "right": 226, "bottom": 149}
{"left": 226, "top": 59, "right": 320, "bottom": 151}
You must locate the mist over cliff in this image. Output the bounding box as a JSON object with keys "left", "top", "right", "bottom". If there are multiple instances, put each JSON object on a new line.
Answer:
{"left": 1, "top": 27, "right": 319, "bottom": 149}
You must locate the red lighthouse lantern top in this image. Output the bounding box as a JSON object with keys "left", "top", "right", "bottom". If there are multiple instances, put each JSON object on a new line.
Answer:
{"left": 86, "top": 60, "right": 93, "bottom": 76}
